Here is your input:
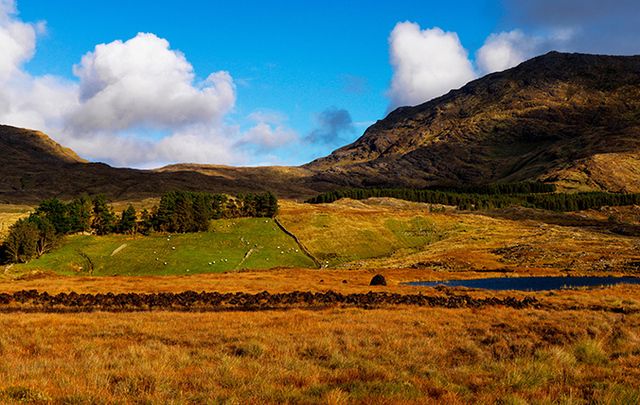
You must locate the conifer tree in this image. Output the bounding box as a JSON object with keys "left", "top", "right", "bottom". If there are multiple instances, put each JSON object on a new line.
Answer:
{"left": 91, "top": 195, "right": 116, "bottom": 235}
{"left": 118, "top": 204, "right": 137, "bottom": 234}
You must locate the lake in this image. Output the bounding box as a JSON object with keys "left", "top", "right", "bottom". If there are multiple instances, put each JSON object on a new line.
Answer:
{"left": 405, "top": 276, "right": 640, "bottom": 291}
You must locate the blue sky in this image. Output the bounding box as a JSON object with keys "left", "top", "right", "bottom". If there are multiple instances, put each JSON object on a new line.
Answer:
{"left": 2, "top": 0, "right": 639, "bottom": 167}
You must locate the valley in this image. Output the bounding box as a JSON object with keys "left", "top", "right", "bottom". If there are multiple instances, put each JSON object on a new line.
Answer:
{"left": 2, "top": 50, "right": 640, "bottom": 403}
{"left": 2, "top": 197, "right": 640, "bottom": 402}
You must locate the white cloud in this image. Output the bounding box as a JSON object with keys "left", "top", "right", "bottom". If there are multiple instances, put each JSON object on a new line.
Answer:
{"left": 0, "top": 0, "right": 34, "bottom": 81}
{"left": 476, "top": 30, "right": 539, "bottom": 74}
{"left": 0, "top": 2, "right": 298, "bottom": 167}
{"left": 0, "top": 0, "right": 76, "bottom": 133}
{"left": 154, "top": 125, "right": 246, "bottom": 167}
{"left": 386, "top": 22, "right": 578, "bottom": 109}
{"left": 476, "top": 29, "right": 574, "bottom": 74}
{"left": 238, "top": 110, "right": 298, "bottom": 151}
{"left": 69, "top": 33, "right": 235, "bottom": 132}
{"left": 387, "top": 22, "right": 476, "bottom": 108}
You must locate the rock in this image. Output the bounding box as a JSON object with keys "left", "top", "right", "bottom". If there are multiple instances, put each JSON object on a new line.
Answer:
{"left": 369, "top": 274, "right": 387, "bottom": 286}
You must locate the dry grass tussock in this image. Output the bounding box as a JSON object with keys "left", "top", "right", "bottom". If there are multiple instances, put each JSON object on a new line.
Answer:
{"left": 0, "top": 307, "right": 639, "bottom": 403}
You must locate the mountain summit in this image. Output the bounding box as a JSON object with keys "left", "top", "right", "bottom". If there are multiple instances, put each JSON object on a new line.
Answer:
{"left": 307, "top": 52, "right": 640, "bottom": 192}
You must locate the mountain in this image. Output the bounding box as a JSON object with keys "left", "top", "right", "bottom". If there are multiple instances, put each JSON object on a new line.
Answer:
{"left": 3, "top": 51, "right": 640, "bottom": 204}
{"left": 306, "top": 52, "right": 640, "bottom": 192}
{"left": 0, "top": 125, "right": 317, "bottom": 203}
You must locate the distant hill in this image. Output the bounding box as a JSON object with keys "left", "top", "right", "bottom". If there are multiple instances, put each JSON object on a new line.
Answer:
{"left": 3, "top": 51, "right": 640, "bottom": 203}
{"left": 0, "top": 125, "right": 317, "bottom": 203}
{"left": 306, "top": 52, "right": 640, "bottom": 192}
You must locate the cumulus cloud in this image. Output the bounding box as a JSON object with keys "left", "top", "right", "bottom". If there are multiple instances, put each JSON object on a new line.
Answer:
{"left": 0, "top": 0, "right": 75, "bottom": 133}
{"left": 476, "top": 30, "right": 541, "bottom": 74}
{"left": 0, "top": 0, "right": 37, "bottom": 81}
{"left": 385, "top": 1, "right": 640, "bottom": 110}
{"left": 305, "top": 107, "right": 354, "bottom": 145}
{"left": 387, "top": 22, "right": 476, "bottom": 109}
{"left": 476, "top": 29, "right": 575, "bottom": 74}
{"left": 386, "top": 22, "right": 576, "bottom": 109}
{"left": 69, "top": 33, "right": 235, "bottom": 132}
{"left": 0, "top": 1, "right": 298, "bottom": 167}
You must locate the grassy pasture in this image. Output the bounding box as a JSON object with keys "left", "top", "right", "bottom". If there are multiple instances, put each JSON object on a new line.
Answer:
{"left": 277, "top": 199, "right": 455, "bottom": 267}
{"left": 13, "top": 218, "right": 315, "bottom": 276}
{"left": 5, "top": 199, "right": 640, "bottom": 276}
{"left": 278, "top": 199, "right": 640, "bottom": 272}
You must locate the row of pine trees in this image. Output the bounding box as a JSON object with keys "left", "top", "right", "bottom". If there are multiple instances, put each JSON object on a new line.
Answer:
{"left": 306, "top": 186, "right": 640, "bottom": 212}
{"left": 1, "top": 191, "right": 278, "bottom": 264}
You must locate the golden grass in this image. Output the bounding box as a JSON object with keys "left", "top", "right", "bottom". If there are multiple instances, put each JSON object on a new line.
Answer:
{"left": 0, "top": 204, "right": 31, "bottom": 242}
{"left": 2, "top": 199, "right": 640, "bottom": 402}
{"left": 278, "top": 199, "right": 640, "bottom": 272}
{"left": 0, "top": 306, "right": 639, "bottom": 403}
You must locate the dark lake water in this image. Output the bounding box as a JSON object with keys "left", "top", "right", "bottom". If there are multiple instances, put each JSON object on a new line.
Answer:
{"left": 405, "top": 276, "right": 640, "bottom": 291}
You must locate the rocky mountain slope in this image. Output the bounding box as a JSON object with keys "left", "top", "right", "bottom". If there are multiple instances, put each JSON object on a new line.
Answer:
{"left": 307, "top": 52, "right": 640, "bottom": 192}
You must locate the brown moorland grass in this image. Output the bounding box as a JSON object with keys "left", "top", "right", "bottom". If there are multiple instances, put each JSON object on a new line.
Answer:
{"left": 277, "top": 199, "right": 640, "bottom": 272}
{"left": 0, "top": 306, "right": 639, "bottom": 403}
{"left": 0, "top": 204, "right": 31, "bottom": 242}
{"left": 2, "top": 199, "right": 640, "bottom": 402}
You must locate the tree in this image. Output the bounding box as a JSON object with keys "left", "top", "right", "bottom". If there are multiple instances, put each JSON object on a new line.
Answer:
{"left": 211, "top": 194, "right": 227, "bottom": 219}
{"left": 67, "top": 195, "right": 93, "bottom": 233}
{"left": 264, "top": 192, "right": 278, "bottom": 217}
{"left": 35, "top": 198, "right": 70, "bottom": 234}
{"left": 138, "top": 209, "right": 153, "bottom": 236}
{"left": 3, "top": 219, "right": 39, "bottom": 263}
{"left": 193, "top": 193, "right": 212, "bottom": 232}
{"left": 118, "top": 204, "right": 137, "bottom": 234}
{"left": 28, "top": 215, "right": 59, "bottom": 257}
{"left": 173, "top": 194, "right": 194, "bottom": 233}
{"left": 91, "top": 195, "right": 116, "bottom": 235}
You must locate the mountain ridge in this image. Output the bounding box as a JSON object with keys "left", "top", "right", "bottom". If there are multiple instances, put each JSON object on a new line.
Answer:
{"left": 3, "top": 51, "right": 640, "bottom": 203}
{"left": 0, "top": 125, "right": 319, "bottom": 203}
{"left": 306, "top": 51, "right": 640, "bottom": 192}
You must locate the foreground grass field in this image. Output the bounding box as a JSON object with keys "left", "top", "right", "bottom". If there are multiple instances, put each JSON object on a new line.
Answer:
{"left": 13, "top": 218, "right": 316, "bottom": 276}
{"left": 0, "top": 305, "right": 638, "bottom": 403}
{"left": 2, "top": 199, "right": 640, "bottom": 403}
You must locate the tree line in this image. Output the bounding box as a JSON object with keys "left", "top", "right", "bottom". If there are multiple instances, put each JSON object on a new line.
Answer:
{"left": 1, "top": 191, "right": 278, "bottom": 264}
{"left": 153, "top": 191, "right": 278, "bottom": 233}
{"left": 305, "top": 186, "right": 640, "bottom": 212}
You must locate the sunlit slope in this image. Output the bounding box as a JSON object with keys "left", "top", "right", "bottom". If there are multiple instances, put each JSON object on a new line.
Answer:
{"left": 277, "top": 199, "right": 457, "bottom": 267}
{"left": 277, "top": 199, "right": 640, "bottom": 271}
{"left": 14, "top": 218, "right": 315, "bottom": 276}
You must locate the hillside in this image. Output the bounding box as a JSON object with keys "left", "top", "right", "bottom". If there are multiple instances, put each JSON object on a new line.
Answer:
{"left": 307, "top": 52, "right": 640, "bottom": 192}
{"left": 0, "top": 125, "right": 318, "bottom": 203}
{"left": 3, "top": 52, "right": 640, "bottom": 203}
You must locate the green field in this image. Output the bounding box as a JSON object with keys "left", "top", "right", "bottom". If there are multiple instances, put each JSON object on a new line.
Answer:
{"left": 14, "top": 218, "right": 316, "bottom": 276}
{"left": 278, "top": 201, "right": 453, "bottom": 267}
